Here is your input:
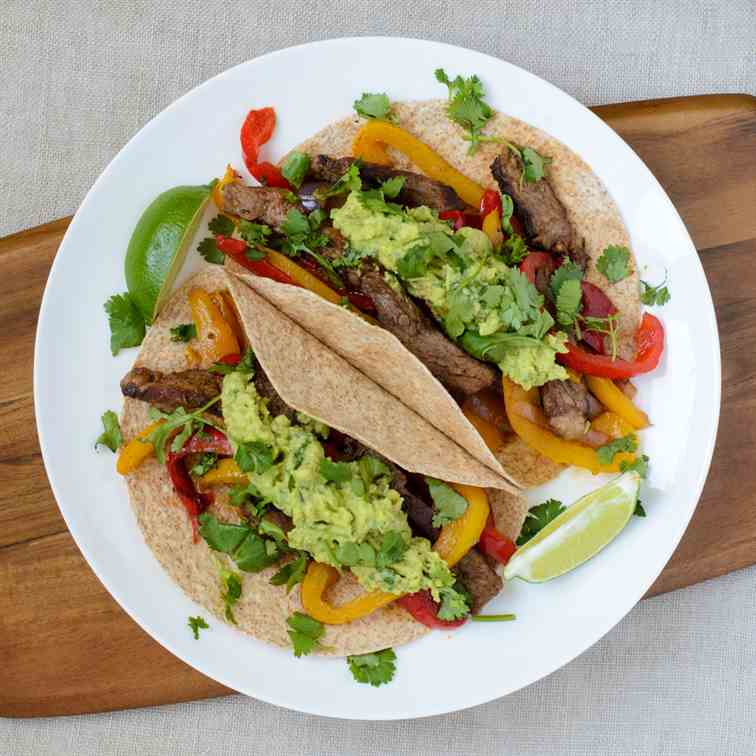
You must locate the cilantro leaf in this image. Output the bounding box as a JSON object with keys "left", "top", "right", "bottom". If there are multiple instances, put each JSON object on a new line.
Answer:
{"left": 620, "top": 454, "right": 650, "bottom": 479}
{"left": 233, "top": 531, "right": 280, "bottom": 572}
{"left": 506, "top": 143, "right": 552, "bottom": 184}
{"left": 517, "top": 499, "right": 566, "bottom": 546}
{"left": 353, "top": 92, "right": 394, "bottom": 122}
{"left": 270, "top": 553, "right": 308, "bottom": 592}
{"left": 218, "top": 564, "right": 242, "bottom": 623}
{"left": 235, "top": 441, "right": 275, "bottom": 474}
{"left": 358, "top": 455, "right": 391, "bottom": 489}
{"left": 634, "top": 500, "right": 647, "bottom": 518}
{"left": 375, "top": 531, "right": 408, "bottom": 569}
{"left": 597, "top": 245, "right": 631, "bottom": 284}
{"left": 287, "top": 612, "right": 324, "bottom": 657}
{"left": 169, "top": 323, "right": 197, "bottom": 343}
{"left": 95, "top": 410, "right": 122, "bottom": 452}
{"left": 437, "top": 587, "right": 470, "bottom": 621}
{"left": 104, "top": 293, "right": 146, "bottom": 355}
{"left": 501, "top": 233, "right": 529, "bottom": 265}
{"left": 435, "top": 68, "right": 494, "bottom": 154}
{"left": 380, "top": 176, "right": 405, "bottom": 199}
{"left": 556, "top": 277, "right": 583, "bottom": 326}
{"left": 208, "top": 214, "right": 235, "bottom": 236}
{"left": 640, "top": 277, "right": 671, "bottom": 306}
{"left": 209, "top": 348, "right": 255, "bottom": 375}
{"left": 145, "top": 396, "right": 221, "bottom": 464}
{"left": 397, "top": 245, "right": 431, "bottom": 279}
{"left": 188, "top": 615, "right": 209, "bottom": 640}
{"left": 549, "top": 260, "right": 583, "bottom": 298}
{"left": 199, "top": 513, "right": 280, "bottom": 573}
{"left": 281, "top": 151, "right": 311, "bottom": 189}
{"left": 426, "top": 478, "right": 468, "bottom": 527}
{"left": 238, "top": 220, "right": 272, "bottom": 246}
{"left": 197, "top": 237, "right": 225, "bottom": 264}
{"left": 347, "top": 648, "right": 397, "bottom": 687}
{"left": 319, "top": 163, "right": 363, "bottom": 199}
{"left": 190, "top": 452, "right": 217, "bottom": 477}
{"left": 596, "top": 434, "right": 638, "bottom": 465}
{"left": 281, "top": 208, "right": 311, "bottom": 238}
{"left": 334, "top": 541, "right": 376, "bottom": 567}
{"left": 319, "top": 457, "right": 352, "bottom": 483}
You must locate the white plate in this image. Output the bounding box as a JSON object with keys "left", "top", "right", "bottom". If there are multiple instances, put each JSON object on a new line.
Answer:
{"left": 34, "top": 37, "right": 720, "bottom": 719}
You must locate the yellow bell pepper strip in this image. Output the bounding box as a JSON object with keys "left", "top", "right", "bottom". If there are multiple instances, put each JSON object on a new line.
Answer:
{"left": 116, "top": 420, "right": 164, "bottom": 475}
{"left": 482, "top": 209, "right": 503, "bottom": 248}
{"left": 198, "top": 457, "right": 249, "bottom": 489}
{"left": 585, "top": 375, "right": 650, "bottom": 430}
{"left": 432, "top": 484, "right": 490, "bottom": 567}
{"left": 188, "top": 287, "right": 240, "bottom": 363}
{"left": 502, "top": 378, "right": 631, "bottom": 474}
{"left": 351, "top": 121, "right": 485, "bottom": 208}
{"left": 301, "top": 562, "right": 398, "bottom": 625}
{"left": 263, "top": 248, "right": 343, "bottom": 305}
{"left": 211, "top": 164, "right": 239, "bottom": 212}
{"left": 351, "top": 128, "right": 392, "bottom": 165}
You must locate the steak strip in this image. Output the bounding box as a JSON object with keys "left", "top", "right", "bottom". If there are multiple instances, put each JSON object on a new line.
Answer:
{"left": 540, "top": 379, "right": 590, "bottom": 440}
{"left": 491, "top": 151, "right": 588, "bottom": 269}
{"left": 310, "top": 155, "right": 466, "bottom": 213}
{"left": 221, "top": 183, "right": 299, "bottom": 230}
{"left": 455, "top": 549, "right": 503, "bottom": 614}
{"left": 120, "top": 367, "right": 223, "bottom": 416}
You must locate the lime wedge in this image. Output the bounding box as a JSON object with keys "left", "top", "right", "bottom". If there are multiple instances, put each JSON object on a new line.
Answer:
{"left": 124, "top": 184, "right": 211, "bottom": 323}
{"left": 503, "top": 472, "right": 641, "bottom": 583}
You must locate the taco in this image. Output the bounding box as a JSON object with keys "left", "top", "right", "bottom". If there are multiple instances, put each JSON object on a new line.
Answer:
{"left": 117, "top": 265, "right": 525, "bottom": 656}
{"left": 213, "top": 98, "right": 661, "bottom": 488}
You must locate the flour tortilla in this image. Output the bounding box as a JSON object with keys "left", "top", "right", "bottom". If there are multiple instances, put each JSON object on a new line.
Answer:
{"left": 122, "top": 265, "right": 525, "bottom": 656}
{"left": 275, "top": 99, "right": 641, "bottom": 487}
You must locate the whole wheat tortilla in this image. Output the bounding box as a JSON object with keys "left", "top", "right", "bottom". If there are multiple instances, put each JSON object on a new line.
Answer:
{"left": 122, "top": 265, "right": 526, "bottom": 655}
{"left": 278, "top": 99, "right": 640, "bottom": 487}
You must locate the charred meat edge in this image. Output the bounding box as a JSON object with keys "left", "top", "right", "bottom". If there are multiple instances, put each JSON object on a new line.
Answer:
{"left": 540, "top": 378, "right": 591, "bottom": 440}
{"left": 455, "top": 549, "right": 503, "bottom": 614}
{"left": 221, "top": 183, "right": 299, "bottom": 230}
{"left": 309, "top": 155, "right": 466, "bottom": 213}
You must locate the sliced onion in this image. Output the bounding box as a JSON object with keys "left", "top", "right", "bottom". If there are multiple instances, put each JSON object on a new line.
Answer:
{"left": 510, "top": 400, "right": 550, "bottom": 429}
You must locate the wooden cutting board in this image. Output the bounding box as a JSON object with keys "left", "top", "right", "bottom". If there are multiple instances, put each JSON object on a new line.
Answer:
{"left": 2, "top": 95, "right": 755, "bottom": 718}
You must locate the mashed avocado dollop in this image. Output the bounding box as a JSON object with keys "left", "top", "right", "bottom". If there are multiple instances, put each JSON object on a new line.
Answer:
{"left": 331, "top": 191, "right": 568, "bottom": 389}
{"left": 221, "top": 371, "right": 457, "bottom": 601}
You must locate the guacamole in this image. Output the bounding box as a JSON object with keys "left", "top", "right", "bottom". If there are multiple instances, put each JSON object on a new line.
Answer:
{"left": 331, "top": 191, "right": 568, "bottom": 389}
{"left": 221, "top": 371, "right": 457, "bottom": 601}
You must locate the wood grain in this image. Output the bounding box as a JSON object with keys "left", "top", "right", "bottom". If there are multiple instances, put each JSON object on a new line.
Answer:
{"left": 1, "top": 95, "right": 755, "bottom": 717}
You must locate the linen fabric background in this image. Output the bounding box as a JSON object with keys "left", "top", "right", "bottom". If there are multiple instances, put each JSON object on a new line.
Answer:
{"left": 2, "top": 2, "right": 755, "bottom": 754}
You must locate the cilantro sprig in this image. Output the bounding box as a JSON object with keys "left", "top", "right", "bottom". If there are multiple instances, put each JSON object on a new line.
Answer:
{"left": 188, "top": 615, "right": 209, "bottom": 639}
{"left": 353, "top": 92, "right": 396, "bottom": 122}
{"left": 270, "top": 552, "right": 308, "bottom": 592}
{"left": 95, "top": 410, "right": 122, "bottom": 452}
{"left": 435, "top": 68, "right": 496, "bottom": 154}
{"left": 426, "top": 478, "right": 468, "bottom": 528}
{"left": 104, "top": 293, "right": 146, "bottom": 355}
{"left": 145, "top": 396, "right": 222, "bottom": 464}
{"left": 169, "top": 323, "right": 196, "bottom": 343}
{"left": 347, "top": 648, "right": 397, "bottom": 687}
{"left": 287, "top": 612, "right": 325, "bottom": 657}
{"left": 596, "top": 434, "right": 638, "bottom": 465}
{"left": 517, "top": 499, "right": 566, "bottom": 546}
{"left": 199, "top": 513, "right": 282, "bottom": 574}
{"left": 640, "top": 274, "right": 671, "bottom": 306}
{"left": 506, "top": 143, "right": 552, "bottom": 186}
{"left": 437, "top": 586, "right": 470, "bottom": 621}
{"left": 597, "top": 245, "right": 631, "bottom": 284}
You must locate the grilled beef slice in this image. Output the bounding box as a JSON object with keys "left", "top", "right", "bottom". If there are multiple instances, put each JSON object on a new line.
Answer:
{"left": 491, "top": 151, "right": 588, "bottom": 269}
{"left": 120, "top": 367, "right": 223, "bottom": 415}
{"left": 253, "top": 367, "right": 297, "bottom": 422}
{"left": 540, "top": 379, "right": 590, "bottom": 440}
{"left": 310, "top": 155, "right": 466, "bottom": 213}
{"left": 455, "top": 549, "right": 503, "bottom": 614}
{"left": 221, "top": 183, "right": 299, "bottom": 230}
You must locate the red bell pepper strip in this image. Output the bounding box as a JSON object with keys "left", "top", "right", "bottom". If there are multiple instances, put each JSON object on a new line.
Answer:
{"left": 240, "top": 107, "right": 291, "bottom": 189}
{"left": 181, "top": 427, "right": 233, "bottom": 456}
{"left": 215, "top": 235, "right": 298, "bottom": 286}
{"left": 397, "top": 590, "right": 467, "bottom": 629}
{"left": 480, "top": 189, "right": 502, "bottom": 217}
{"left": 218, "top": 353, "right": 241, "bottom": 366}
{"left": 520, "top": 251, "right": 556, "bottom": 285}
{"left": 559, "top": 312, "right": 665, "bottom": 378}
{"left": 439, "top": 210, "right": 466, "bottom": 230}
{"left": 478, "top": 518, "right": 516, "bottom": 565}
{"left": 166, "top": 454, "right": 214, "bottom": 542}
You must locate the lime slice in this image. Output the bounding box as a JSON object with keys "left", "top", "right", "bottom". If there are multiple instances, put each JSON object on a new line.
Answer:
{"left": 124, "top": 184, "right": 211, "bottom": 323}
{"left": 503, "top": 471, "right": 641, "bottom": 583}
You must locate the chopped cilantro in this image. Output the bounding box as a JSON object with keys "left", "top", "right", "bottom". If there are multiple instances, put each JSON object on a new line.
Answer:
{"left": 270, "top": 553, "right": 308, "bottom": 592}
{"left": 209, "top": 348, "right": 255, "bottom": 375}
{"left": 620, "top": 454, "right": 650, "bottom": 479}
{"left": 426, "top": 478, "right": 468, "bottom": 528}
{"left": 596, "top": 434, "right": 638, "bottom": 465}
{"left": 501, "top": 233, "right": 529, "bottom": 265}
{"left": 213, "top": 559, "right": 242, "bottom": 623}
{"left": 207, "top": 214, "right": 235, "bottom": 236}
{"left": 506, "top": 143, "right": 552, "bottom": 185}
{"left": 347, "top": 648, "right": 397, "bottom": 687}
{"left": 197, "top": 237, "right": 225, "bottom": 265}
{"left": 380, "top": 176, "right": 405, "bottom": 199}
{"left": 397, "top": 245, "right": 432, "bottom": 279}
{"left": 199, "top": 513, "right": 280, "bottom": 573}
{"left": 470, "top": 614, "right": 516, "bottom": 622}
{"left": 235, "top": 440, "right": 275, "bottom": 474}
{"left": 556, "top": 277, "right": 583, "bottom": 326}
{"left": 549, "top": 260, "right": 584, "bottom": 299}
{"left": 238, "top": 220, "right": 272, "bottom": 247}
{"left": 145, "top": 397, "right": 222, "bottom": 464}
{"left": 437, "top": 586, "right": 470, "bottom": 621}
{"left": 375, "top": 531, "right": 408, "bottom": 569}
{"left": 319, "top": 163, "right": 363, "bottom": 199}
{"left": 188, "top": 615, "right": 209, "bottom": 639}
{"left": 517, "top": 499, "right": 566, "bottom": 546}
{"left": 353, "top": 92, "right": 395, "bottom": 122}
{"left": 95, "top": 410, "right": 122, "bottom": 452}
{"left": 189, "top": 452, "right": 218, "bottom": 477}
{"left": 287, "top": 612, "right": 324, "bottom": 657}
{"left": 358, "top": 455, "right": 391, "bottom": 489}
{"left": 640, "top": 275, "right": 671, "bottom": 306}
{"left": 104, "top": 293, "right": 146, "bottom": 355}
{"left": 335, "top": 541, "right": 375, "bottom": 567}
{"left": 597, "top": 245, "right": 631, "bottom": 283}
{"left": 281, "top": 151, "right": 311, "bottom": 188}
{"left": 319, "top": 458, "right": 352, "bottom": 483}
{"left": 169, "top": 323, "right": 197, "bottom": 343}
{"left": 435, "top": 68, "right": 495, "bottom": 154}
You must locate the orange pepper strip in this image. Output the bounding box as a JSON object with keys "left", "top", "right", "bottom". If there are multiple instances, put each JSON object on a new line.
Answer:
{"left": 586, "top": 376, "right": 650, "bottom": 430}
{"left": 210, "top": 290, "right": 246, "bottom": 348}
{"left": 462, "top": 406, "right": 507, "bottom": 454}
{"left": 351, "top": 128, "right": 392, "bottom": 165}
{"left": 502, "top": 378, "right": 633, "bottom": 474}
{"left": 352, "top": 121, "right": 486, "bottom": 208}
{"left": 188, "top": 287, "right": 240, "bottom": 363}
{"left": 432, "top": 484, "right": 490, "bottom": 567}
{"left": 301, "top": 562, "right": 398, "bottom": 625}
{"left": 116, "top": 420, "right": 164, "bottom": 475}
{"left": 198, "top": 458, "right": 249, "bottom": 490}
{"left": 211, "top": 164, "right": 239, "bottom": 212}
